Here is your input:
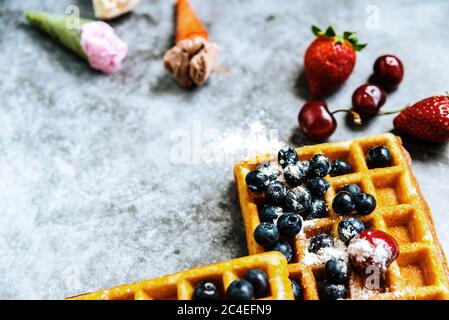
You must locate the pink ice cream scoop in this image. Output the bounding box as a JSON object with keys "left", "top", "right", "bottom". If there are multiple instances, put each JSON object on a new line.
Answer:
{"left": 80, "top": 21, "right": 128, "bottom": 74}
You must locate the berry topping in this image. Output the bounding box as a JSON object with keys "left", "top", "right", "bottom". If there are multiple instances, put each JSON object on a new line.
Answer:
{"left": 278, "top": 146, "right": 298, "bottom": 168}
{"left": 373, "top": 55, "right": 404, "bottom": 90}
{"left": 265, "top": 181, "right": 287, "bottom": 206}
{"left": 244, "top": 269, "right": 269, "bottom": 298}
{"left": 332, "top": 191, "right": 355, "bottom": 215}
{"left": 298, "top": 100, "right": 337, "bottom": 140}
{"left": 338, "top": 217, "right": 365, "bottom": 245}
{"left": 246, "top": 163, "right": 282, "bottom": 192}
{"left": 339, "top": 184, "right": 362, "bottom": 198}
{"left": 284, "top": 161, "right": 309, "bottom": 187}
{"left": 193, "top": 281, "right": 220, "bottom": 300}
{"left": 367, "top": 146, "right": 392, "bottom": 168}
{"left": 352, "top": 83, "right": 386, "bottom": 117}
{"left": 309, "top": 154, "right": 331, "bottom": 178}
{"left": 291, "top": 279, "right": 303, "bottom": 300}
{"left": 304, "top": 198, "right": 329, "bottom": 220}
{"left": 245, "top": 169, "right": 267, "bottom": 192}
{"left": 354, "top": 193, "right": 377, "bottom": 215}
{"left": 272, "top": 241, "right": 293, "bottom": 263}
{"left": 277, "top": 213, "right": 303, "bottom": 237}
{"left": 259, "top": 204, "right": 283, "bottom": 223}
{"left": 348, "top": 229, "right": 399, "bottom": 274}
{"left": 285, "top": 186, "right": 312, "bottom": 213}
{"left": 306, "top": 177, "right": 330, "bottom": 198}
{"left": 330, "top": 159, "right": 352, "bottom": 177}
{"left": 318, "top": 281, "right": 348, "bottom": 300}
{"left": 226, "top": 279, "right": 254, "bottom": 300}
{"left": 254, "top": 223, "right": 280, "bottom": 248}
{"left": 308, "top": 234, "right": 334, "bottom": 253}
{"left": 325, "top": 259, "right": 349, "bottom": 285}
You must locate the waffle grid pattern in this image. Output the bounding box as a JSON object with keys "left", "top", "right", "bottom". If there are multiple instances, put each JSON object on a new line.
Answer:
{"left": 68, "top": 252, "right": 293, "bottom": 300}
{"left": 234, "top": 133, "right": 449, "bottom": 300}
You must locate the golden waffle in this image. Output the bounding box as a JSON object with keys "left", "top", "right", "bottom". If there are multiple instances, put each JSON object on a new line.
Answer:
{"left": 67, "top": 252, "right": 293, "bottom": 300}
{"left": 234, "top": 133, "right": 449, "bottom": 300}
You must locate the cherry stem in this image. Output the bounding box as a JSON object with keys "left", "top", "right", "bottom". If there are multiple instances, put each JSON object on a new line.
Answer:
{"left": 331, "top": 109, "right": 362, "bottom": 126}
{"left": 378, "top": 108, "right": 404, "bottom": 116}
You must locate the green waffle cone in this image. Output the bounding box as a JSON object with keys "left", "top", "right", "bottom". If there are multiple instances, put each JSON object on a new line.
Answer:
{"left": 24, "top": 10, "right": 92, "bottom": 58}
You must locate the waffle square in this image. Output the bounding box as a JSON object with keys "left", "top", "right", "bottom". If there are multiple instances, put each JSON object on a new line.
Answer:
{"left": 234, "top": 133, "right": 449, "bottom": 300}
{"left": 67, "top": 252, "right": 293, "bottom": 300}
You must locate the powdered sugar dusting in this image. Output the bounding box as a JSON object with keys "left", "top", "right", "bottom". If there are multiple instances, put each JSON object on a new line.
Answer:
{"left": 303, "top": 238, "right": 348, "bottom": 266}
{"left": 258, "top": 162, "right": 283, "bottom": 177}
{"left": 348, "top": 237, "right": 391, "bottom": 272}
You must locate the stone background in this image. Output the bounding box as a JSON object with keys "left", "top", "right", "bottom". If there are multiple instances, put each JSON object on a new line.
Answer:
{"left": 0, "top": 0, "right": 448, "bottom": 299}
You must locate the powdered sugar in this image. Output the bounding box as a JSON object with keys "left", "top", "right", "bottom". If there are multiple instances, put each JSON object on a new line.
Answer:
{"left": 347, "top": 237, "right": 391, "bottom": 272}
{"left": 258, "top": 162, "right": 283, "bottom": 178}
{"left": 303, "top": 238, "right": 348, "bottom": 266}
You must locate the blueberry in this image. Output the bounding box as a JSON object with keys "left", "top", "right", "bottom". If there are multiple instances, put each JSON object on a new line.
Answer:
{"left": 338, "top": 217, "right": 365, "bottom": 245}
{"left": 354, "top": 193, "right": 377, "bottom": 215}
{"left": 259, "top": 205, "right": 283, "bottom": 223}
{"left": 308, "top": 154, "right": 331, "bottom": 178}
{"left": 272, "top": 241, "right": 293, "bottom": 262}
{"left": 308, "top": 234, "right": 334, "bottom": 253}
{"left": 367, "top": 146, "right": 392, "bottom": 168}
{"left": 277, "top": 213, "right": 302, "bottom": 237}
{"left": 304, "top": 198, "right": 328, "bottom": 220}
{"left": 285, "top": 186, "right": 312, "bottom": 213}
{"left": 291, "top": 279, "right": 303, "bottom": 300}
{"left": 265, "top": 181, "right": 287, "bottom": 206}
{"left": 306, "top": 177, "right": 330, "bottom": 198}
{"left": 278, "top": 146, "right": 298, "bottom": 168}
{"left": 332, "top": 191, "right": 355, "bottom": 215}
{"left": 254, "top": 223, "right": 280, "bottom": 248}
{"left": 244, "top": 269, "right": 269, "bottom": 298}
{"left": 193, "top": 281, "right": 220, "bottom": 300}
{"left": 246, "top": 169, "right": 267, "bottom": 192}
{"left": 284, "top": 161, "right": 308, "bottom": 187}
{"left": 246, "top": 163, "right": 281, "bottom": 192}
{"left": 330, "top": 159, "right": 352, "bottom": 177}
{"left": 226, "top": 279, "right": 254, "bottom": 300}
{"left": 318, "top": 281, "right": 348, "bottom": 300}
{"left": 325, "top": 259, "right": 349, "bottom": 285}
{"left": 339, "top": 184, "right": 362, "bottom": 198}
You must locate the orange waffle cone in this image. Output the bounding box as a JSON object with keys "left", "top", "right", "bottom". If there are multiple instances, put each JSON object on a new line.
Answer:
{"left": 175, "top": 0, "right": 208, "bottom": 43}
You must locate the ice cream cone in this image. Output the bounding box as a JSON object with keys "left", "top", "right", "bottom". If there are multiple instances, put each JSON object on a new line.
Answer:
{"left": 25, "top": 11, "right": 128, "bottom": 74}
{"left": 24, "top": 10, "right": 91, "bottom": 58}
{"left": 93, "top": 0, "right": 141, "bottom": 20}
{"left": 175, "top": 0, "right": 209, "bottom": 43}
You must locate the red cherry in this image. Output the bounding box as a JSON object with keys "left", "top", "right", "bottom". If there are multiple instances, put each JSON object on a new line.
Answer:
{"left": 373, "top": 55, "right": 404, "bottom": 90}
{"left": 352, "top": 83, "right": 387, "bottom": 117}
{"left": 348, "top": 229, "right": 399, "bottom": 274}
{"left": 298, "top": 100, "right": 336, "bottom": 139}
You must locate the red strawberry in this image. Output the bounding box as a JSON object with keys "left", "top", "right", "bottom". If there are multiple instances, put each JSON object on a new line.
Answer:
{"left": 393, "top": 95, "right": 449, "bottom": 143}
{"left": 304, "top": 25, "right": 367, "bottom": 98}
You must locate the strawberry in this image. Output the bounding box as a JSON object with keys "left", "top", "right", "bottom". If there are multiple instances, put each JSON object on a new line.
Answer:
{"left": 304, "top": 25, "right": 367, "bottom": 98}
{"left": 393, "top": 95, "right": 449, "bottom": 143}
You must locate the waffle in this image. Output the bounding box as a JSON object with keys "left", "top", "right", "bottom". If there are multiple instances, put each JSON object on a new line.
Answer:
{"left": 234, "top": 133, "right": 449, "bottom": 300}
{"left": 67, "top": 252, "right": 293, "bottom": 300}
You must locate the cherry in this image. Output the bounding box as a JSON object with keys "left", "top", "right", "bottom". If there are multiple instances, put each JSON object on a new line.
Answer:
{"left": 347, "top": 228, "right": 399, "bottom": 274}
{"left": 373, "top": 55, "right": 404, "bottom": 90}
{"left": 352, "top": 84, "right": 386, "bottom": 117}
{"left": 298, "top": 100, "right": 361, "bottom": 140}
{"left": 298, "top": 100, "right": 336, "bottom": 140}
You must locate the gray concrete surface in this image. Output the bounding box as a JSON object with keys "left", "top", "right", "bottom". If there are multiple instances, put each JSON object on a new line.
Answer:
{"left": 0, "top": 0, "right": 448, "bottom": 299}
